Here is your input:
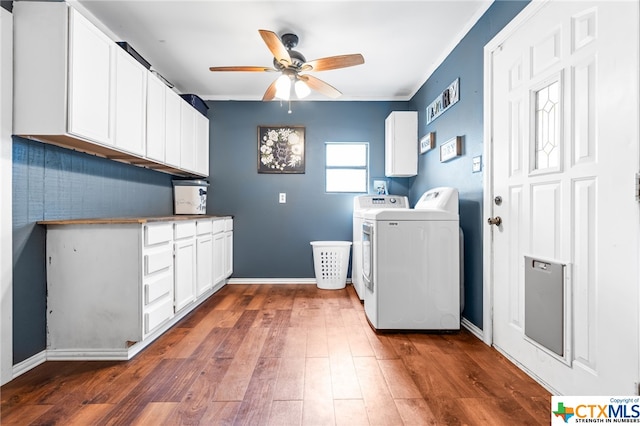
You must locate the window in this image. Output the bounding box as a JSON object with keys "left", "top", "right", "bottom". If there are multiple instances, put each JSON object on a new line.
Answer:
{"left": 325, "top": 142, "right": 369, "bottom": 193}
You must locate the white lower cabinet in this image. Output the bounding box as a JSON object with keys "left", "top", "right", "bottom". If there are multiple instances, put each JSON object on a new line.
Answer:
{"left": 196, "top": 219, "right": 214, "bottom": 296}
{"left": 224, "top": 218, "right": 234, "bottom": 278}
{"left": 212, "top": 218, "right": 233, "bottom": 286}
{"left": 42, "top": 216, "right": 233, "bottom": 360}
{"left": 174, "top": 221, "right": 196, "bottom": 312}
{"left": 143, "top": 222, "right": 174, "bottom": 335}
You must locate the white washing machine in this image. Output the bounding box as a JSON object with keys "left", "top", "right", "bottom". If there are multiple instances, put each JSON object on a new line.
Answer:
{"left": 352, "top": 195, "right": 408, "bottom": 300}
{"left": 362, "top": 187, "right": 460, "bottom": 331}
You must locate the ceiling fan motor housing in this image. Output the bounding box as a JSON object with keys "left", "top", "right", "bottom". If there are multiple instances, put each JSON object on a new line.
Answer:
{"left": 281, "top": 33, "right": 298, "bottom": 49}
{"left": 272, "top": 33, "right": 307, "bottom": 70}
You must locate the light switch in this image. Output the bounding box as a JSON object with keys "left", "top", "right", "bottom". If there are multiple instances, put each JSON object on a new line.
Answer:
{"left": 279, "top": 193, "right": 286, "bottom": 203}
{"left": 472, "top": 156, "right": 482, "bottom": 173}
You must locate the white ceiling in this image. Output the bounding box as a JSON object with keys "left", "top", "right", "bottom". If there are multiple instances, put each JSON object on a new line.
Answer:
{"left": 70, "top": 0, "right": 493, "bottom": 101}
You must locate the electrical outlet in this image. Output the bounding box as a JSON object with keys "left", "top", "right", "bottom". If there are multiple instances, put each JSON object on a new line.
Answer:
{"left": 279, "top": 193, "right": 286, "bottom": 203}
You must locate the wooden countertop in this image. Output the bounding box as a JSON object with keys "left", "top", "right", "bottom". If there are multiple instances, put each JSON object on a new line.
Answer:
{"left": 37, "top": 215, "right": 231, "bottom": 226}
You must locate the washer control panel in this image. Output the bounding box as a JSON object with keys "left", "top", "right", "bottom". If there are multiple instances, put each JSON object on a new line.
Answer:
{"left": 354, "top": 195, "right": 409, "bottom": 210}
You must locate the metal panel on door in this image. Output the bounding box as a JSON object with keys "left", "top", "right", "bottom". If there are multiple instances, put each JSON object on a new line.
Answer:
{"left": 524, "top": 256, "right": 564, "bottom": 357}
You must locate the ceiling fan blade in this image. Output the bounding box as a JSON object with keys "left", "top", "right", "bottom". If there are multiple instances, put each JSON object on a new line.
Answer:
{"left": 258, "top": 29, "right": 292, "bottom": 66}
{"left": 209, "top": 66, "right": 276, "bottom": 72}
{"left": 298, "top": 74, "right": 342, "bottom": 99}
{"left": 262, "top": 79, "right": 279, "bottom": 101}
{"left": 301, "top": 54, "right": 364, "bottom": 72}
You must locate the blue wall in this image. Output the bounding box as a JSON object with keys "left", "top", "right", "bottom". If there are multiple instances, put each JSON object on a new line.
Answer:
{"left": 11, "top": 0, "right": 529, "bottom": 364}
{"left": 207, "top": 101, "right": 409, "bottom": 278}
{"left": 408, "top": 0, "right": 529, "bottom": 328}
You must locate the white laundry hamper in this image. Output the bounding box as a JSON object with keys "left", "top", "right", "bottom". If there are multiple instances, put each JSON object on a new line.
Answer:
{"left": 310, "top": 241, "right": 352, "bottom": 290}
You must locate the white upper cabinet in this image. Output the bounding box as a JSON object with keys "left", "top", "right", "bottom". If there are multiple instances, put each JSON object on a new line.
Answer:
{"left": 180, "top": 101, "right": 197, "bottom": 173}
{"left": 177, "top": 99, "right": 209, "bottom": 177}
{"left": 385, "top": 111, "right": 418, "bottom": 177}
{"left": 165, "top": 91, "right": 183, "bottom": 168}
{"left": 195, "top": 112, "right": 210, "bottom": 177}
{"left": 67, "top": 8, "right": 114, "bottom": 145}
{"left": 146, "top": 74, "right": 166, "bottom": 162}
{"left": 113, "top": 46, "right": 147, "bottom": 156}
{"left": 13, "top": 2, "right": 208, "bottom": 178}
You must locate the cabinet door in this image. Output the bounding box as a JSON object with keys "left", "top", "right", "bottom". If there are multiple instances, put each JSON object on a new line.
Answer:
{"left": 195, "top": 112, "right": 210, "bottom": 176}
{"left": 384, "top": 114, "right": 394, "bottom": 176}
{"left": 146, "top": 74, "right": 166, "bottom": 162}
{"left": 114, "top": 47, "right": 147, "bottom": 156}
{"left": 180, "top": 101, "right": 196, "bottom": 172}
{"left": 384, "top": 111, "right": 417, "bottom": 177}
{"left": 213, "top": 231, "right": 225, "bottom": 285}
{"left": 67, "top": 8, "right": 113, "bottom": 145}
{"left": 196, "top": 235, "right": 213, "bottom": 296}
{"left": 224, "top": 231, "right": 233, "bottom": 279}
{"left": 165, "top": 90, "right": 182, "bottom": 167}
{"left": 174, "top": 238, "right": 196, "bottom": 312}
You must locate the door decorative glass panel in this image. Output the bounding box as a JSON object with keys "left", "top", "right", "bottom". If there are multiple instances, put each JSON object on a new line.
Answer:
{"left": 533, "top": 79, "right": 560, "bottom": 171}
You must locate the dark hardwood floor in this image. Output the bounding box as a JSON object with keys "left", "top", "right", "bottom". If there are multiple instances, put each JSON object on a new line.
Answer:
{"left": 1, "top": 284, "right": 550, "bottom": 425}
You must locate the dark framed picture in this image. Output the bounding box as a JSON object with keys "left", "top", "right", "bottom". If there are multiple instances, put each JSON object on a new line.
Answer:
{"left": 258, "top": 126, "right": 306, "bottom": 173}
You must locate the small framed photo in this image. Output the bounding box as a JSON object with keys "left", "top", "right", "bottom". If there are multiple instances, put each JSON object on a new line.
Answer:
{"left": 440, "top": 136, "right": 462, "bottom": 162}
{"left": 372, "top": 179, "right": 388, "bottom": 195}
{"left": 419, "top": 132, "right": 435, "bottom": 154}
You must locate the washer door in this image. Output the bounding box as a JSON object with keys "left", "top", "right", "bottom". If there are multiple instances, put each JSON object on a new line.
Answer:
{"left": 362, "top": 222, "right": 373, "bottom": 291}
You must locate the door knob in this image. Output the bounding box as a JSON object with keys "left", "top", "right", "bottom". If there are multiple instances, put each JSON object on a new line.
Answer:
{"left": 487, "top": 216, "right": 502, "bottom": 226}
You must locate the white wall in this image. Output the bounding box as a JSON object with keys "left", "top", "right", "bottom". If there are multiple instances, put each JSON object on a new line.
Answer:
{"left": 1, "top": 6, "right": 13, "bottom": 385}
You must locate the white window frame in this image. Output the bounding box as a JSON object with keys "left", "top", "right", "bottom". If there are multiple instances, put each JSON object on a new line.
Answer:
{"left": 325, "top": 142, "right": 369, "bottom": 194}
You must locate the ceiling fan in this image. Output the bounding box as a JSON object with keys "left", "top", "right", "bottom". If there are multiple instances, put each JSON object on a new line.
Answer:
{"left": 209, "top": 29, "right": 365, "bottom": 103}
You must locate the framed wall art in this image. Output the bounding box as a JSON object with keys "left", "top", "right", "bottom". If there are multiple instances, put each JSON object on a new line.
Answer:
{"left": 258, "top": 126, "right": 306, "bottom": 173}
{"left": 426, "top": 78, "right": 460, "bottom": 124}
{"left": 420, "top": 132, "right": 435, "bottom": 154}
{"left": 440, "top": 136, "right": 462, "bottom": 162}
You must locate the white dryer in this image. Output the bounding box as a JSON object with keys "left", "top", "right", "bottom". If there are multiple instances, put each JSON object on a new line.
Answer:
{"left": 352, "top": 195, "right": 408, "bottom": 300}
{"left": 362, "top": 187, "right": 460, "bottom": 331}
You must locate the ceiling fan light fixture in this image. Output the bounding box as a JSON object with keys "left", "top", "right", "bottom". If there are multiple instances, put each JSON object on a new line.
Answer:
{"left": 210, "top": 29, "right": 364, "bottom": 105}
{"left": 294, "top": 79, "right": 311, "bottom": 99}
{"left": 275, "top": 74, "right": 291, "bottom": 100}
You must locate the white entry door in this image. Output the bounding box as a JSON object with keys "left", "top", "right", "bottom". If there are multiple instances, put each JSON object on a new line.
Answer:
{"left": 486, "top": 0, "right": 639, "bottom": 395}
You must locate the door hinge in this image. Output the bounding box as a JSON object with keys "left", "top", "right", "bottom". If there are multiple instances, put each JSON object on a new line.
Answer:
{"left": 636, "top": 173, "right": 640, "bottom": 202}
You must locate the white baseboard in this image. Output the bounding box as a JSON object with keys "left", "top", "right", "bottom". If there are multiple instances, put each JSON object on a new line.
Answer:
{"left": 12, "top": 350, "right": 46, "bottom": 379}
{"left": 227, "top": 278, "right": 353, "bottom": 285}
{"left": 46, "top": 349, "right": 128, "bottom": 361}
{"left": 461, "top": 317, "right": 484, "bottom": 341}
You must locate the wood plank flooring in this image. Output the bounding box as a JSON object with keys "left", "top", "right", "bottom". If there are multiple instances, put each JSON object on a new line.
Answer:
{"left": 1, "top": 284, "right": 551, "bottom": 425}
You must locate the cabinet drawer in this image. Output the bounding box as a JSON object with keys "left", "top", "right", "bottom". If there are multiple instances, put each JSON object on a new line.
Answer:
{"left": 174, "top": 221, "right": 196, "bottom": 239}
{"left": 196, "top": 219, "right": 213, "bottom": 235}
{"left": 145, "top": 223, "right": 173, "bottom": 246}
{"left": 144, "top": 297, "right": 173, "bottom": 334}
{"left": 212, "top": 219, "right": 225, "bottom": 234}
{"left": 144, "top": 248, "right": 172, "bottom": 275}
{"left": 144, "top": 272, "right": 172, "bottom": 305}
{"left": 224, "top": 218, "right": 233, "bottom": 232}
